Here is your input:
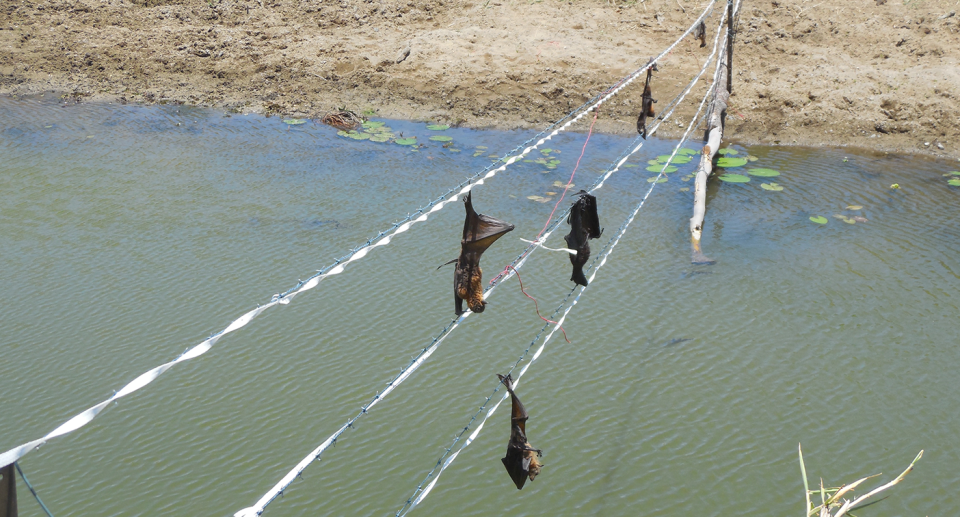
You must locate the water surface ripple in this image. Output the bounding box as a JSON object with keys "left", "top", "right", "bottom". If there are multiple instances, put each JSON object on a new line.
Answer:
{"left": 1, "top": 97, "right": 958, "bottom": 517}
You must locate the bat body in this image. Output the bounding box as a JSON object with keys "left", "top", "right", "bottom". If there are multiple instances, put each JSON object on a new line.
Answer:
{"left": 453, "top": 192, "right": 515, "bottom": 315}
{"left": 695, "top": 20, "right": 706, "bottom": 48}
{"left": 637, "top": 59, "right": 658, "bottom": 139}
{"left": 563, "top": 191, "right": 603, "bottom": 286}
{"left": 497, "top": 374, "right": 542, "bottom": 490}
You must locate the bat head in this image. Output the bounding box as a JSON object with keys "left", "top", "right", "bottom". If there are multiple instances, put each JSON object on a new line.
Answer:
{"left": 468, "top": 299, "right": 487, "bottom": 313}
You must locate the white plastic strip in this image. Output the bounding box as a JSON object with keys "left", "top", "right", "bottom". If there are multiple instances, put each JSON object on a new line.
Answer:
{"left": 232, "top": 5, "right": 723, "bottom": 513}
{"left": 397, "top": 8, "right": 736, "bottom": 514}
{"left": 0, "top": 300, "right": 277, "bottom": 469}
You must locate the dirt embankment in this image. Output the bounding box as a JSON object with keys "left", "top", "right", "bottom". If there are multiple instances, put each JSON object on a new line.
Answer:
{"left": 1, "top": 0, "right": 958, "bottom": 159}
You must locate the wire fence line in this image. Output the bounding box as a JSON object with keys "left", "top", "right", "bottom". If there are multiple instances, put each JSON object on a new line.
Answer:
{"left": 0, "top": 3, "right": 721, "bottom": 475}
{"left": 393, "top": 7, "right": 734, "bottom": 514}
{"left": 233, "top": 7, "right": 728, "bottom": 514}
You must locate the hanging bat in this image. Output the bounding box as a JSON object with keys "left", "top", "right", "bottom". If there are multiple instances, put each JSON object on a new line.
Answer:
{"left": 452, "top": 191, "right": 515, "bottom": 315}
{"left": 563, "top": 191, "right": 603, "bottom": 286}
{"left": 637, "top": 58, "right": 658, "bottom": 139}
{"left": 695, "top": 20, "right": 707, "bottom": 48}
{"left": 497, "top": 373, "right": 542, "bottom": 490}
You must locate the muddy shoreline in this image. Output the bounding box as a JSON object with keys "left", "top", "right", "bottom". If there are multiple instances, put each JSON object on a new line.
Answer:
{"left": 2, "top": 0, "right": 959, "bottom": 160}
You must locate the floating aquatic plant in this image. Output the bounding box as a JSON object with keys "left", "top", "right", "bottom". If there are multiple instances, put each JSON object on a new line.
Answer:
{"left": 718, "top": 173, "right": 750, "bottom": 183}
{"left": 845, "top": 205, "right": 863, "bottom": 210}
{"left": 747, "top": 168, "right": 780, "bottom": 177}
{"left": 283, "top": 118, "right": 307, "bottom": 125}
{"left": 658, "top": 154, "right": 692, "bottom": 164}
{"left": 679, "top": 187, "right": 690, "bottom": 192}
{"left": 395, "top": 137, "right": 417, "bottom": 146}
{"left": 833, "top": 214, "right": 856, "bottom": 224}
{"left": 746, "top": 155, "right": 759, "bottom": 162}
{"left": 429, "top": 135, "right": 453, "bottom": 142}
{"left": 717, "top": 148, "right": 738, "bottom": 155}
{"left": 760, "top": 182, "right": 783, "bottom": 191}
{"left": 890, "top": 183, "right": 901, "bottom": 189}
{"left": 678, "top": 148, "right": 699, "bottom": 156}
{"left": 369, "top": 134, "right": 391, "bottom": 143}
{"left": 647, "top": 177, "right": 668, "bottom": 183}
{"left": 622, "top": 163, "right": 638, "bottom": 168}
{"left": 527, "top": 195, "right": 551, "bottom": 203}
{"left": 809, "top": 216, "right": 828, "bottom": 224}
{"left": 362, "top": 121, "right": 386, "bottom": 128}
{"left": 540, "top": 148, "right": 553, "bottom": 155}
{"left": 948, "top": 179, "right": 960, "bottom": 187}
{"left": 646, "top": 165, "right": 678, "bottom": 173}
{"left": 716, "top": 157, "right": 748, "bottom": 168}
{"left": 426, "top": 124, "right": 450, "bottom": 131}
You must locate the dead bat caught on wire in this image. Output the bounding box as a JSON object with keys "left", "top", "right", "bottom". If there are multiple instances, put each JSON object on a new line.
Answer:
{"left": 497, "top": 373, "right": 543, "bottom": 490}
{"left": 695, "top": 20, "right": 707, "bottom": 48}
{"left": 445, "top": 191, "right": 515, "bottom": 315}
{"left": 563, "top": 191, "right": 603, "bottom": 286}
{"left": 636, "top": 57, "right": 658, "bottom": 139}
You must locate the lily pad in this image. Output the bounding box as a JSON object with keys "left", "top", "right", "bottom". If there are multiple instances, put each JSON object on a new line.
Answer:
{"left": 833, "top": 214, "right": 857, "bottom": 224}
{"left": 283, "top": 118, "right": 307, "bottom": 125}
{"left": 426, "top": 124, "right": 450, "bottom": 131}
{"left": 340, "top": 130, "right": 370, "bottom": 140}
{"left": 448, "top": 148, "right": 461, "bottom": 153}
{"left": 553, "top": 181, "right": 575, "bottom": 189}
{"left": 475, "top": 145, "right": 488, "bottom": 150}
{"left": 717, "top": 148, "right": 739, "bottom": 155}
{"left": 809, "top": 216, "right": 828, "bottom": 225}
{"left": 890, "top": 183, "right": 901, "bottom": 189}
{"left": 395, "top": 137, "right": 418, "bottom": 146}
{"left": 678, "top": 148, "right": 699, "bottom": 156}
{"left": 647, "top": 177, "right": 668, "bottom": 183}
{"left": 362, "top": 121, "right": 386, "bottom": 128}
{"left": 760, "top": 182, "right": 784, "bottom": 191}
{"left": 622, "top": 163, "right": 638, "bottom": 168}
{"left": 946, "top": 171, "right": 960, "bottom": 176}
{"left": 545, "top": 191, "right": 557, "bottom": 196}
{"left": 748, "top": 168, "right": 780, "bottom": 177}
{"left": 718, "top": 173, "right": 750, "bottom": 183}
{"left": 473, "top": 151, "right": 485, "bottom": 157}
{"left": 370, "top": 134, "right": 392, "bottom": 143}
{"left": 716, "top": 157, "right": 748, "bottom": 168}
{"left": 679, "top": 187, "right": 690, "bottom": 192}
{"left": 429, "top": 135, "right": 454, "bottom": 142}
{"left": 540, "top": 148, "right": 553, "bottom": 155}
{"left": 646, "top": 165, "right": 678, "bottom": 173}
{"left": 648, "top": 159, "right": 662, "bottom": 166}
{"left": 845, "top": 205, "right": 863, "bottom": 210}
{"left": 527, "top": 195, "right": 551, "bottom": 203}
{"left": 658, "top": 154, "right": 692, "bottom": 164}
{"left": 746, "top": 155, "right": 759, "bottom": 162}
{"left": 949, "top": 179, "right": 960, "bottom": 187}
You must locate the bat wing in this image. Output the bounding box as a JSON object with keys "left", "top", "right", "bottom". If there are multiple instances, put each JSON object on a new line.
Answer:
{"left": 461, "top": 191, "right": 515, "bottom": 258}
{"left": 563, "top": 201, "right": 586, "bottom": 252}
{"left": 579, "top": 192, "right": 602, "bottom": 239}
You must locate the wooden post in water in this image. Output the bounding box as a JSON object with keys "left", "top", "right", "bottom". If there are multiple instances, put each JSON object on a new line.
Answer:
{"left": 689, "top": 54, "right": 729, "bottom": 265}
{"left": 0, "top": 464, "right": 16, "bottom": 517}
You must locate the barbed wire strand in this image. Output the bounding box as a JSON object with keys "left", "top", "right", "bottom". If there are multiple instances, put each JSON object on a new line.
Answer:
{"left": 233, "top": 13, "right": 726, "bottom": 515}
{"left": 0, "top": 1, "right": 720, "bottom": 474}
{"left": 14, "top": 462, "right": 55, "bottom": 517}
{"left": 392, "top": 7, "right": 735, "bottom": 514}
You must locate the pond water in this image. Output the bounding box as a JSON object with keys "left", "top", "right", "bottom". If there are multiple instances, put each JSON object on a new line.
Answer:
{"left": 1, "top": 96, "right": 959, "bottom": 517}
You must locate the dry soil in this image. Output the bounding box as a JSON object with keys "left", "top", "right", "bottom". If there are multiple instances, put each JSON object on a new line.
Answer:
{"left": 2, "top": 0, "right": 959, "bottom": 159}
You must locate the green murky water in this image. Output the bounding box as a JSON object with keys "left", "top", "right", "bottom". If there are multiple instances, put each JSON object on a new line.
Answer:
{"left": 1, "top": 97, "right": 959, "bottom": 516}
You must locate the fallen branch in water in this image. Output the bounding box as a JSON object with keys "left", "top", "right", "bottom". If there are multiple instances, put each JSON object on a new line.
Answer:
{"left": 320, "top": 110, "right": 364, "bottom": 131}
{"left": 798, "top": 444, "right": 923, "bottom": 517}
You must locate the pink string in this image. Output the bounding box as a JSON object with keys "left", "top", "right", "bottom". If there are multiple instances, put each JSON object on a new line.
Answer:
{"left": 536, "top": 107, "right": 600, "bottom": 239}
{"left": 502, "top": 265, "right": 570, "bottom": 343}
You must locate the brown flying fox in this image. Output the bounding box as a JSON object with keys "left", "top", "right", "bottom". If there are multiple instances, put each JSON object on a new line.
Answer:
{"left": 695, "top": 20, "right": 707, "bottom": 48}
{"left": 497, "top": 373, "right": 542, "bottom": 490}
{"left": 637, "top": 58, "right": 659, "bottom": 139}
{"left": 563, "top": 191, "right": 603, "bottom": 286}
{"left": 451, "top": 192, "right": 514, "bottom": 315}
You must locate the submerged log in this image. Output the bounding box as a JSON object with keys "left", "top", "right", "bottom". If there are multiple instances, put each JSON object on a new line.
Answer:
{"left": 689, "top": 58, "right": 729, "bottom": 265}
